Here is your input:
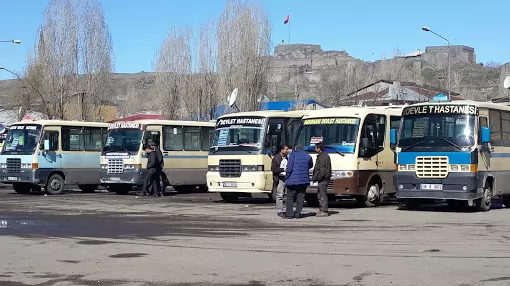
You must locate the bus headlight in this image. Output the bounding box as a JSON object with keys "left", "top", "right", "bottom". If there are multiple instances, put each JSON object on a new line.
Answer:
{"left": 0, "top": 163, "right": 7, "bottom": 169}
{"left": 101, "top": 164, "right": 108, "bottom": 169}
{"left": 450, "top": 164, "right": 476, "bottom": 172}
{"left": 208, "top": 165, "right": 219, "bottom": 171}
{"left": 242, "top": 165, "right": 264, "bottom": 172}
{"left": 461, "top": 165, "right": 470, "bottom": 172}
{"left": 21, "top": 163, "right": 32, "bottom": 169}
{"left": 124, "top": 164, "right": 135, "bottom": 170}
{"left": 331, "top": 171, "right": 353, "bottom": 179}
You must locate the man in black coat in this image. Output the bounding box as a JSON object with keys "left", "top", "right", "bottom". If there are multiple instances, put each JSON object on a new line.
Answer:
{"left": 271, "top": 144, "right": 289, "bottom": 217}
{"left": 312, "top": 142, "right": 332, "bottom": 217}
{"left": 149, "top": 141, "right": 164, "bottom": 196}
{"left": 141, "top": 144, "right": 157, "bottom": 196}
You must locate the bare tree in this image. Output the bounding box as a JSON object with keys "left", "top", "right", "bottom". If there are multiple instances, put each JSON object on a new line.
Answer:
{"left": 17, "top": 0, "right": 113, "bottom": 121}
{"left": 152, "top": 26, "right": 193, "bottom": 119}
{"left": 216, "top": 0, "right": 272, "bottom": 111}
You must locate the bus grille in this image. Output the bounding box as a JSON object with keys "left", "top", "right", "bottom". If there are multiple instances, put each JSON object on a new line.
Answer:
{"left": 219, "top": 159, "right": 241, "bottom": 178}
{"left": 107, "top": 159, "right": 124, "bottom": 174}
{"left": 415, "top": 156, "right": 448, "bottom": 178}
{"left": 6, "top": 158, "right": 21, "bottom": 173}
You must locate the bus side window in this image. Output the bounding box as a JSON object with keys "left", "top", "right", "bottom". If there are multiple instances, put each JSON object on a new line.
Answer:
{"left": 266, "top": 121, "right": 283, "bottom": 154}
{"left": 478, "top": 117, "right": 488, "bottom": 145}
{"left": 42, "top": 131, "right": 59, "bottom": 151}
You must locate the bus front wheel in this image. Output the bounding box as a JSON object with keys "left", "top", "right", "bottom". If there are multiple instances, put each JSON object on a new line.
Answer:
{"left": 13, "top": 183, "right": 32, "bottom": 194}
{"left": 474, "top": 184, "right": 492, "bottom": 212}
{"left": 356, "top": 181, "right": 381, "bottom": 207}
{"left": 45, "top": 174, "right": 64, "bottom": 195}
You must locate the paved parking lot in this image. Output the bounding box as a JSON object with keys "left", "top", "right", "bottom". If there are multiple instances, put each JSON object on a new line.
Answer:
{"left": 1, "top": 187, "right": 510, "bottom": 286}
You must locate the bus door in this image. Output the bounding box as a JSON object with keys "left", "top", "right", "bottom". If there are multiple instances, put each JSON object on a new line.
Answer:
{"left": 357, "top": 114, "right": 381, "bottom": 188}
{"left": 285, "top": 117, "right": 301, "bottom": 149}
{"left": 39, "top": 126, "right": 62, "bottom": 176}
{"left": 264, "top": 118, "right": 285, "bottom": 191}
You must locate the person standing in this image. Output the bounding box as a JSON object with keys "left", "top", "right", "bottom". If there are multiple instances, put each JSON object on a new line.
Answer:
{"left": 141, "top": 145, "right": 155, "bottom": 197}
{"left": 149, "top": 141, "right": 164, "bottom": 197}
{"left": 283, "top": 144, "right": 313, "bottom": 219}
{"left": 271, "top": 144, "right": 289, "bottom": 217}
{"left": 312, "top": 142, "right": 332, "bottom": 217}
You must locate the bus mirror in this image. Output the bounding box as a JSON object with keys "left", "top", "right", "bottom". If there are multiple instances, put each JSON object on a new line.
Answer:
{"left": 390, "top": 129, "right": 397, "bottom": 145}
{"left": 481, "top": 127, "right": 491, "bottom": 143}
{"left": 43, "top": 139, "right": 50, "bottom": 151}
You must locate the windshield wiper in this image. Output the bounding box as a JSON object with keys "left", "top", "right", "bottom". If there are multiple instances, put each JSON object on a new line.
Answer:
{"left": 402, "top": 141, "right": 427, "bottom": 151}
{"left": 438, "top": 137, "right": 463, "bottom": 151}
{"left": 106, "top": 146, "right": 128, "bottom": 153}
{"left": 210, "top": 145, "right": 252, "bottom": 154}
{"left": 238, "top": 144, "right": 252, "bottom": 153}
{"left": 324, "top": 145, "right": 345, "bottom": 157}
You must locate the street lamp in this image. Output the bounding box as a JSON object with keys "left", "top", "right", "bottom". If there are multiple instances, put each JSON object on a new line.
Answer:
{"left": 0, "top": 40, "right": 21, "bottom": 44}
{"left": 422, "top": 26, "right": 450, "bottom": 97}
{"left": 0, "top": 66, "right": 21, "bottom": 78}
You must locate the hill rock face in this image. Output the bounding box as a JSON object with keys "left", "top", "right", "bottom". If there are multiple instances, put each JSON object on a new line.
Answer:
{"left": 0, "top": 43, "right": 507, "bottom": 113}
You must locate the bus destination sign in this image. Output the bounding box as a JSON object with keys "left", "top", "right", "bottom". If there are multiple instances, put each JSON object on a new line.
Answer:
{"left": 108, "top": 122, "right": 144, "bottom": 130}
{"left": 403, "top": 105, "right": 479, "bottom": 116}
{"left": 303, "top": 118, "right": 360, "bottom": 125}
{"left": 216, "top": 117, "right": 265, "bottom": 128}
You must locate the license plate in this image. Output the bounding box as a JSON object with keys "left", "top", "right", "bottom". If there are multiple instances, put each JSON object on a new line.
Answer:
{"left": 420, "top": 184, "right": 443, "bottom": 190}
{"left": 222, "top": 182, "right": 237, "bottom": 188}
{"left": 7, "top": 177, "right": 17, "bottom": 181}
{"left": 109, "top": 177, "right": 120, "bottom": 181}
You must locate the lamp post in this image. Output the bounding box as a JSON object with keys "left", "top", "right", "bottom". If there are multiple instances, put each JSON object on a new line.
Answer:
{"left": 0, "top": 40, "right": 21, "bottom": 44}
{"left": 422, "top": 26, "right": 450, "bottom": 97}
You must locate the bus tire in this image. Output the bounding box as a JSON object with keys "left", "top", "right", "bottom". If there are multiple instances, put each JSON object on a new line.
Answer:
{"left": 32, "top": 185, "right": 42, "bottom": 193}
{"left": 13, "top": 183, "right": 32, "bottom": 194}
{"left": 356, "top": 180, "right": 381, "bottom": 207}
{"left": 220, "top": 192, "right": 239, "bottom": 203}
{"left": 78, "top": 184, "right": 98, "bottom": 193}
{"left": 45, "top": 174, "right": 64, "bottom": 195}
{"left": 305, "top": 194, "right": 319, "bottom": 207}
{"left": 474, "top": 184, "right": 491, "bottom": 212}
{"left": 268, "top": 189, "right": 276, "bottom": 203}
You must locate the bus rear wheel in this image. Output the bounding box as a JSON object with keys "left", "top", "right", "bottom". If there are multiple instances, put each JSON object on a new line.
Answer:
{"left": 78, "top": 184, "right": 98, "bottom": 193}
{"left": 13, "top": 183, "right": 32, "bottom": 194}
{"left": 502, "top": 194, "right": 510, "bottom": 208}
{"left": 45, "top": 174, "right": 64, "bottom": 195}
{"left": 220, "top": 192, "right": 239, "bottom": 203}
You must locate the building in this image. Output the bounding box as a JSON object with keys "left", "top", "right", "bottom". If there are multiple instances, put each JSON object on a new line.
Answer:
{"left": 338, "top": 80, "right": 463, "bottom": 106}
{"left": 63, "top": 92, "right": 118, "bottom": 122}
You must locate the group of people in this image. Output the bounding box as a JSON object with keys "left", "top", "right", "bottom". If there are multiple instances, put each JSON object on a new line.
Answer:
{"left": 271, "top": 142, "right": 331, "bottom": 219}
{"left": 142, "top": 141, "right": 165, "bottom": 197}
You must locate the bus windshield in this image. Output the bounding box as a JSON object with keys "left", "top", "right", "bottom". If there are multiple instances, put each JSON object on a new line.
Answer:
{"left": 297, "top": 117, "right": 360, "bottom": 153}
{"left": 103, "top": 129, "right": 143, "bottom": 153}
{"left": 399, "top": 114, "right": 476, "bottom": 151}
{"left": 212, "top": 127, "right": 264, "bottom": 148}
{"left": 2, "top": 125, "right": 42, "bottom": 154}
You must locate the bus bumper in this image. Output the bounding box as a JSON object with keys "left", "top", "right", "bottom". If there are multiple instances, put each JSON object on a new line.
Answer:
{"left": 395, "top": 172, "right": 484, "bottom": 200}
{"left": 306, "top": 177, "right": 361, "bottom": 195}
{"left": 0, "top": 169, "right": 40, "bottom": 184}
{"left": 100, "top": 169, "right": 145, "bottom": 186}
{"left": 206, "top": 171, "right": 268, "bottom": 193}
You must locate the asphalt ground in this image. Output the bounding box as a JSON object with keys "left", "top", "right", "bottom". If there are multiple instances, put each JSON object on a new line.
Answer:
{"left": 1, "top": 187, "right": 510, "bottom": 286}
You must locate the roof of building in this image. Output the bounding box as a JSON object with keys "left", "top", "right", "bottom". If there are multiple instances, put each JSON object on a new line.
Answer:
{"left": 345, "top": 80, "right": 461, "bottom": 98}
{"left": 303, "top": 106, "right": 404, "bottom": 119}
{"left": 217, "top": 109, "right": 311, "bottom": 119}
{"left": 107, "top": 114, "right": 165, "bottom": 123}
{"left": 259, "top": 99, "right": 326, "bottom": 111}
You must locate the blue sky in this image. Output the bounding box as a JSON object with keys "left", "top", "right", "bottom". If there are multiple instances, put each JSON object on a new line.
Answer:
{"left": 0, "top": 0, "right": 508, "bottom": 80}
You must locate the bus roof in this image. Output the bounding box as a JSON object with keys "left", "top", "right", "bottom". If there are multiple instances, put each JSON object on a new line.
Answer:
{"left": 217, "top": 109, "right": 311, "bottom": 119}
{"left": 302, "top": 106, "right": 403, "bottom": 119}
{"left": 12, "top": 119, "right": 108, "bottom": 127}
{"left": 115, "top": 119, "right": 215, "bottom": 127}
{"left": 404, "top": 100, "right": 510, "bottom": 112}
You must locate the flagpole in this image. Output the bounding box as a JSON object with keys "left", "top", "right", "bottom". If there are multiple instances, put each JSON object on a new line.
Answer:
{"left": 288, "top": 20, "right": 290, "bottom": 44}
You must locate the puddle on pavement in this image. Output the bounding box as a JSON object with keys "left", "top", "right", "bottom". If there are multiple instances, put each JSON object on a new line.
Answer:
{"left": 108, "top": 253, "right": 147, "bottom": 258}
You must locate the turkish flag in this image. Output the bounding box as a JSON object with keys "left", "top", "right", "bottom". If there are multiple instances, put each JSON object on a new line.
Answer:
{"left": 284, "top": 15, "right": 289, "bottom": 24}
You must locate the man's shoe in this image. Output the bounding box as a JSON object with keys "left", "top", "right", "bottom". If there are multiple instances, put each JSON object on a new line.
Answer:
{"left": 316, "top": 211, "right": 329, "bottom": 217}
{"left": 293, "top": 213, "right": 303, "bottom": 219}
{"left": 281, "top": 213, "right": 294, "bottom": 219}
{"left": 277, "top": 212, "right": 285, "bottom": 217}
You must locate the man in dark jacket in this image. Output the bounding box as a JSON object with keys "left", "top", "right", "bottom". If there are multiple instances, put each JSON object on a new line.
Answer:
{"left": 149, "top": 141, "right": 164, "bottom": 196}
{"left": 284, "top": 144, "right": 313, "bottom": 219}
{"left": 271, "top": 144, "right": 289, "bottom": 217}
{"left": 312, "top": 142, "right": 332, "bottom": 217}
{"left": 141, "top": 145, "right": 156, "bottom": 196}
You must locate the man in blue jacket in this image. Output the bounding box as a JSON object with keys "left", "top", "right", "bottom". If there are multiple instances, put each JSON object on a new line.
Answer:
{"left": 284, "top": 143, "right": 313, "bottom": 219}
